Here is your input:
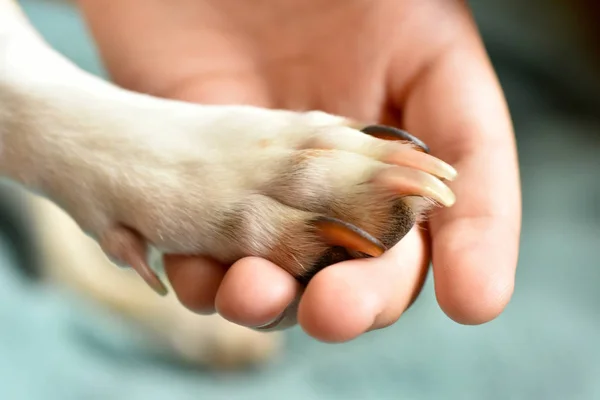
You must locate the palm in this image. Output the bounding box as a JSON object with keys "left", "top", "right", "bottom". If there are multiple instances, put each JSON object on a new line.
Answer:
{"left": 80, "top": 0, "right": 520, "bottom": 339}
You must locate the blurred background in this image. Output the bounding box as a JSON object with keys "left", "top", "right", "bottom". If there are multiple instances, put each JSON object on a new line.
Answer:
{"left": 1, "top": 0, "right": 599, "bottom": 399}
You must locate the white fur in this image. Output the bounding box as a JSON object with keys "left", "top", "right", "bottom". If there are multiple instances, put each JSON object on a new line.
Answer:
{"left": 0, "top": 0, "right": 455, "bottom": 368}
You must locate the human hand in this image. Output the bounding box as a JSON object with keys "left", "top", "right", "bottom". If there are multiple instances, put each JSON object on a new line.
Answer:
{"left": 78, "top": 0, "right": 521, "bottom": 341}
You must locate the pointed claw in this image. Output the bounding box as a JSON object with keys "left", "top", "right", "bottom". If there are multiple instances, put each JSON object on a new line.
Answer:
{"left": 312, "top": 216, "right": 386, "bottom": 257}
{"left": 129, "top": 256, "right": 169, "bottom": 297}
{"left": 383, "top": 147, "right": 458, "bottom": 181}
{"left": 373, "top": 166, "right": 456, "bottom": 207}
{"left": 361, "top": 125, "right": 430, "bottom": 153}
{"left": 100, "top": 226, "right": 168, "bottom": 296}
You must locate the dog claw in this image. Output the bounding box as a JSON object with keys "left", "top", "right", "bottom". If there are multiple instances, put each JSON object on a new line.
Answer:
{"left": 312, "top": 216, "right": 386, "bottom": 257}
{"left": 373, "top": 166, "right": 456, "bottom": 207}
{"left": 130, "top": 260, "right": 169, "bottom": 297}
{"left": 384, "top": 148, "right": 458, "bottom": 181}
{"left": 100, "top": 226, "right": 168, "bottom": 296}
{"left": 361, "top": 125, "right": 430, "bottom": 153}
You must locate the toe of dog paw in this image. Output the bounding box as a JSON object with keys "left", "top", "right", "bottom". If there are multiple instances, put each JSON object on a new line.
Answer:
{"left": 186, "top": 118, "right": 459, "bottom": 284}
{"left": 79, "top": 105, "right": 458, "bottom": 292}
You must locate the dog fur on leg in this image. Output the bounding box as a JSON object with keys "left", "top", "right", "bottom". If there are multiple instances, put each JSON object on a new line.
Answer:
{"left": 0, "top": 0, "right": 456, "bottom": 369}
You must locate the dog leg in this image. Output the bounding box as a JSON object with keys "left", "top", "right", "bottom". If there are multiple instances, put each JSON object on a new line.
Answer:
{"left": 0, "top": 0, "right": 457, "bottom": 368}
{"left": 1, "top": 0, "right": 283, "bottom": 368}
{"left": 0, "top": 0, "right": 457, "bottom": 289}
{"left": 26, "top": 190, "right": 282, "bottom": 369}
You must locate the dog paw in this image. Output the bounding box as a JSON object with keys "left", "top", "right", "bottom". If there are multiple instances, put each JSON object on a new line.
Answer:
{"left": 42, "top": 99, "right": 457, "bottom": 292}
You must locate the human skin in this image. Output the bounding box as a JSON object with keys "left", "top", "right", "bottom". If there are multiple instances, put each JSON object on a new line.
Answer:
{"left": 75, "top": 0, "right": 521, "bottom": 342}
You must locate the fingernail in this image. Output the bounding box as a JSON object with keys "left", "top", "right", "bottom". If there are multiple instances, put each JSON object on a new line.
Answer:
{"left": 253, "top": 313, "right": 287, "bottom": 331}
{"left": 252, "top": 297, "right": 300, "bottom": 332}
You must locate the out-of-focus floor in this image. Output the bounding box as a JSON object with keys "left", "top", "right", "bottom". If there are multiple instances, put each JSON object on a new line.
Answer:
{"left": 0, "top": 0, "right": 599, "bottom": 399}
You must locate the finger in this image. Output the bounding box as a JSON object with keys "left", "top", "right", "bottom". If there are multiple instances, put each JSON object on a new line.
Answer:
{"left": 164, "top": 254, "right": 228, "bottom": 314}
{"left": 215, "top": 257, "right": 302, "bottom": 329}
{"left": 298, "top": 226, "right": 429, "bottom": 342}
{"left": 394, "top": 12, "right": 521, "bottom": 324}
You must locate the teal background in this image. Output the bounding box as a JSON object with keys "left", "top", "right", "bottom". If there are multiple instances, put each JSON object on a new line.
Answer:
{"left": 1, "top": 0, "right": 599, "bottom": 398}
